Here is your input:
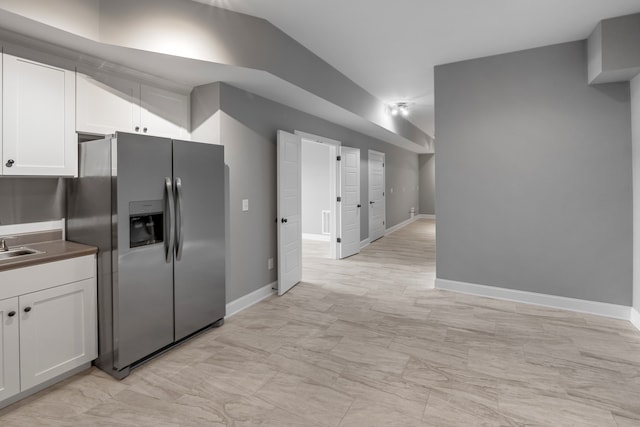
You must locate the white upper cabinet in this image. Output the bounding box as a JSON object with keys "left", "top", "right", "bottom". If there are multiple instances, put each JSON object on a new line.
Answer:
{"left": 140, "top": 84, "right": 190, "bottom": 140}
{"left": 77, "top": 72, "right": 190, "bottom": 140}
{"left": 77, "top": 73, "right": 140, "bottom": 136}
{"left": 2, "top": 54, "right": 77, "bottom": 177}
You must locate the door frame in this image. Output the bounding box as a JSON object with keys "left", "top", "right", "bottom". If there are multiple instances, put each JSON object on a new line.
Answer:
{"left": 368, "top": 149, "right": 386, "bottom": 243}
{"left": 295, "top": 130, "right": 341, "bottom": 260}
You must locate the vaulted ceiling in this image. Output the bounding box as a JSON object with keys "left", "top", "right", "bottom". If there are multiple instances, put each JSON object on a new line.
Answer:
{"left": 197, "top": 0, "right": 640, "bottom": 137}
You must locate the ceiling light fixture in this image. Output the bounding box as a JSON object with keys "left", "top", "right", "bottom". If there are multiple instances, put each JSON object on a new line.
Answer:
{"left": 387, "top": 102, "right": 409, "bottom": 117}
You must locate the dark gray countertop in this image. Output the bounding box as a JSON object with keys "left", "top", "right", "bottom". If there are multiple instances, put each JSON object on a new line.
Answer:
{"left": 0, "top": 240, "right": 97, "bottom": 272}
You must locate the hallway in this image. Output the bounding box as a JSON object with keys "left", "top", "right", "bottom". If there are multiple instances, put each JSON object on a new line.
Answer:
{"left": 1, "top": 219, "right": 640, "bottom": 426}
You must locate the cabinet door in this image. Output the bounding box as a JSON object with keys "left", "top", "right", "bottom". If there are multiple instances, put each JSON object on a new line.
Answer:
{"left": 76, "top": 72, "right": 141, "bottom": 136}
{"left": 19, "top": 279, "right": 97, "bottom": 390}
{"left": 3, "top": 54, "right": 77, "bottom": 177}
{"left": 140, "top": 84, "right": 190, "bottom": 139}
{"left": 0, "top": 298, "right": 19, "bottom": 401}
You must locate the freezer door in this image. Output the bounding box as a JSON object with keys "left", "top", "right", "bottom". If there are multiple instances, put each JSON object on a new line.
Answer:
{"left": 173, "top": 140, "right": 225, "bottom": 340}
{"left": 114, "top": 133, "right": 175, "bottom": 369}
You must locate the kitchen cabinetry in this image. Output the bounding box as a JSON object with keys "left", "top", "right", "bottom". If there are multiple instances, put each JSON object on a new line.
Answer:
{"left": 0, "top": 255, "right": 97, "bottom": 406}
{"left": 2, "top": 53, "right": 77, "bottom": 177}
{"left": 77, "top": 72, "right": 190, "bottom": 140}
{"left": 0, "top": 298, "right": 19, "bottom": 401}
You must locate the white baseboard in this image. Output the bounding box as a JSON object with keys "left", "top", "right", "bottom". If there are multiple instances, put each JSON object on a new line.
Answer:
{"left": 226, "top": 282, "right": 276, "bottom": 318}
{"left": 302, "top": 233, "right": 330, "bottom": 242}
{"left": 631, "top": 307, "right": 640, "bottom": 331}
{"left": 416, "top": 214, "right": 435, "bottom": 219}
{"left": 435, "top": 278, "right": 632, "bottom": 320}
{"left": 360, "top": 238, "right": 370, "bottom": 249}
{"left": 385, "top": 216, "right": 417, "bottom": 236}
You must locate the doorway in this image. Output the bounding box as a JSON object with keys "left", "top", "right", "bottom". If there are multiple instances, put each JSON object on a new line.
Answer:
{"left": 368, "top": 150, "right": 386, "bottom": 242}
{"left": 300, "top": 137, "right": 336, "bottom": 260}
{"left": 276, "top": 129, "right": 362, "bottom": 295}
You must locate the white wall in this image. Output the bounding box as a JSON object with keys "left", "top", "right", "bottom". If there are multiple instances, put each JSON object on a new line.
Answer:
{"left": 301, "top": 140, "right": 331, "bottom": 236}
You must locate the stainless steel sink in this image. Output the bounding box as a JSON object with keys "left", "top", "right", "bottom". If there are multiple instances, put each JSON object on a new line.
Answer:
{"left": 0, "top": 247, "right": 44, "bottom": 261}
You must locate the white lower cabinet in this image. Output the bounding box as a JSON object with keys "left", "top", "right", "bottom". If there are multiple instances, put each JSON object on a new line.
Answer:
{"left": 0, "top": 255, "right": 97, "bottom": 405}
{"left": 19, "top": 279, "right": 96, "bottom": 390}
{"left": 0, "top": 298, "right": 19, "bottom": 401}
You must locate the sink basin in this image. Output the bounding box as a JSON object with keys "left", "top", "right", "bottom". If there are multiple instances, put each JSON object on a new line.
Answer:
{"left": 0, "top": 247, "right": 44, "bottom": 261}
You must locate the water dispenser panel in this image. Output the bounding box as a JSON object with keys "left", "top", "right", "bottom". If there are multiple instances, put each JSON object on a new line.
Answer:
{"left": 129, "top": 200, "right": 164, "bottom": 248}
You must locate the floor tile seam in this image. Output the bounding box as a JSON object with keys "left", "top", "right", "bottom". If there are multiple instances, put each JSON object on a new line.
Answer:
{"left": 258, "top": 373, "right": 354, "bottom": 427}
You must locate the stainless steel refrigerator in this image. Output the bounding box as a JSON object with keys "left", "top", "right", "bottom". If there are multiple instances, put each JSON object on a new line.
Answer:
{"left": 67, "top": 132, "right": 225, "bottom": 379}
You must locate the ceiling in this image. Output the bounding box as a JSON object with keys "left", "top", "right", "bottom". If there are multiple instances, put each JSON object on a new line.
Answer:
{"left": 196, "top": 0, "right": 640, "bottom": 137}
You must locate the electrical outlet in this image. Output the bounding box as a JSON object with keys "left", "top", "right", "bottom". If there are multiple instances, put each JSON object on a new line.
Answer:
{"left": 268, "top": 258, "right": 274, "bottom": 270}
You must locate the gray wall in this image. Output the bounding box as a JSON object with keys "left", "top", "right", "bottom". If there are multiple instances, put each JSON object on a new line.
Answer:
{"left": 301, "top": 140, "right": 331, "bottom": 235}
{"left": 588, "top": 13, "right": 640, "bottom": 84}
{"left": 218, "top": 83, "right": 419, "bottom": 240}
{"left": 419, "top": 154, "right": 435, "bottom": 215}
{"left": 435, "top": 40, "right": 632, "bottom": 305}
{"left": 632, "top": 74, "right": 640, "bottom": 313}
{"left": 193, "top": 82, "right": 419, "bottom": 302}
{"left": 0, "top": 178, "right": 65, "bottom": 225}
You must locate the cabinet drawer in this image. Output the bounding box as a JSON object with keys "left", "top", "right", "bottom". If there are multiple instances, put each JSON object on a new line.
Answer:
{"left": 0, "top": 255, "right": 95, "bottom": 300}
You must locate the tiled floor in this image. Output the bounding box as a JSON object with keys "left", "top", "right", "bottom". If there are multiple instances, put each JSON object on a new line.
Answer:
{"left": 2, "top": 219, "right": 640, "bottom": 426}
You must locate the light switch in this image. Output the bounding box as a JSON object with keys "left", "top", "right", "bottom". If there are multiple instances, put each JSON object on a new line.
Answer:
{"left": 242, "top": 199, "right": 249, "bottom": 211}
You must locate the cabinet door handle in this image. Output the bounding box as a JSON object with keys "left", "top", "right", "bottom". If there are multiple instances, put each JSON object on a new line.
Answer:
{"left": 135, "top": 126, "right": 140, "bottom": 132}
{"left": 7, "top": 310, "right": 15, "bottom": 317}
{"left": 24, "top": 306, "right": 32, "bottom": 313}
{"left": 143, "top": 127, "right": 148, "bottom": 133}
{"left": 6, "top": 159, "right": 14, "bottom": 167}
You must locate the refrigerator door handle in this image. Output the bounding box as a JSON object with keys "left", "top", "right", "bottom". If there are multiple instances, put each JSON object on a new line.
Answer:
{"left": 164, "top": 177, "right": 176, "bottom": 263}
{"left": 175, "top": 177, "right": 184, "bottom": 261}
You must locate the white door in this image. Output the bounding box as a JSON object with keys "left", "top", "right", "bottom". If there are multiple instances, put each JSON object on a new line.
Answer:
{"left": 368, "top": 150, "right": 386, "bottom": 242}
{"left": 277, "top": 130, "right": 302, "bottom": 295}
{"left": 339, "top": 146, "right": 361, "bottom": 258}
{"left": 0, "top": 297, "right": 19, "bottom": 401}
{"left": 20, "top": 279, "right": 97, "bottom": 390}
{"left": 3, "top": 54, "right": 76, "bottom": 176}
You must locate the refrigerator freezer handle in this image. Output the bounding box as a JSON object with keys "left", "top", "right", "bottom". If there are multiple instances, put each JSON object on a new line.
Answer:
{"left": 164, "top": 177, "right": 176, "bottom": 263}
{"left": 175, "top": 177, "right": 184, "bottom": 261}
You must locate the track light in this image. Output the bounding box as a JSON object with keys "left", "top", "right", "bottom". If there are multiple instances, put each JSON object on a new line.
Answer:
{"left": 387, "top": 102, "right": 409, "bottom": 117}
